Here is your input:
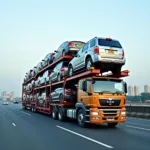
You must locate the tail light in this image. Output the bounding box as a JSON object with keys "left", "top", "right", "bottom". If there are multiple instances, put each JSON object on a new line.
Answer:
{"left": 48, "top": 74, "right": 50, "bottom": 77}
{"left": 122, "top": 50, "right": 124, "bottom": 56}
{"left": 65, "top": 89, "right": 71, "bottom": 94}
{"left": 94, "top": 46, "right": 100, "bottom": 54}
{"left": 60, "top": 67, "right": 65, "bottom": 71}
{"left": 106, "top": 37, "right": 112, "bottom": 41}
{"left": 50, "top": 53, "right": 54, "bottom": 56}
{"left": 68, "top": 42, "right": 74, "bottom": 47}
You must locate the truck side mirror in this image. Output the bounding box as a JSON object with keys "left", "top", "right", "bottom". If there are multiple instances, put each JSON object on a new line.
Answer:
{"left": 124, "top": 82, "right": 127, "bottom": 93}
{"left": 82, "top": 80, "right": 87, "bottom": 92}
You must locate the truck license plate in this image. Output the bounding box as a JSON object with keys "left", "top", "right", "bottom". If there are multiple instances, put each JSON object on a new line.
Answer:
{"left": 106, "top": 118, "right": 114, "bottom": 121}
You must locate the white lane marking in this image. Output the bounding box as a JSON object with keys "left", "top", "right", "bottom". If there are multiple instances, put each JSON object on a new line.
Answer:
{"left": 126, "top": 125, "right": 150, "bottom": 131}
{"left": 12, "top": 123, "right": 16, "bottom": 127}
{"left": 21, "top": 111, "right": 31, "bottom": 116}
{"left": 56, "top": 125, "right": 113, "bottom": 149}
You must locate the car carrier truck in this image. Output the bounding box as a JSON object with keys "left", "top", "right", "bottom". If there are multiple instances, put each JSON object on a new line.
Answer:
{"left": 22, "top": 55, "right": 129, "bottom": 127}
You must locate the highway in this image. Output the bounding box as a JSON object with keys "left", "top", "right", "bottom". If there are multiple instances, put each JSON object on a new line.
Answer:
{"left": 0, "top": 102, "right": 150, "bottom": 150}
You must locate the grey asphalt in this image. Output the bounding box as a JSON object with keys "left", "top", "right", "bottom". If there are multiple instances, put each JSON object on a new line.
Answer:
{"left": 0, "top": 102, "right": 150, "bottom": 150}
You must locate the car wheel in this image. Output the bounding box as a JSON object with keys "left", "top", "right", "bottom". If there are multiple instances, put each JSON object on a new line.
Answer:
{"left": 111, "top": 66, "right": 121, "bottom": 74}
{"left": 59, "top": 94, "right": 63, "bottom": 103}
{"left": 62, "top": 50, "right": 65, "bottom": 57}
{"left": 86, "top": 57, "right": 93, "bottom": 70}
{"left": 68, "top": 65, "right": 73, "bottom": 77}
{"left": 77, "top": 109, "right": 86, "bottom": 127}
{"left": 47, "top": 59, "right": 50, "bottom": 65}
{"left": 57, "top": 74, "right": 61, "bottom": 81}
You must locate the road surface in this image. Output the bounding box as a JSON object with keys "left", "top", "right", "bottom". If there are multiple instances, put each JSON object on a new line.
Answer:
{"left": 0, "top": 102, "right": 150, "bottom": 150}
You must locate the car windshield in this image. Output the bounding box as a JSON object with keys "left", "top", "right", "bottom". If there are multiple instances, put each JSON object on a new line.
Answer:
{"left": 92, "top": 79, "right": 124, "bottom": 94}
{"left": 98, "top": 39, "right": 122, "bottom": 48}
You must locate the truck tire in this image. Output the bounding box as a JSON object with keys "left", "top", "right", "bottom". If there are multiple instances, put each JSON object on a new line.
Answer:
{"left": 58, "top": 107, "right": 65, "bottom": 121}
{"left": 107, "top": 123, "right": 118, "bottom": 128}
{"left": 52, "top": 107, "right": 58, "bottom": 120}
{"left": 77, "top": 109, "right": 86, "bottom": 127}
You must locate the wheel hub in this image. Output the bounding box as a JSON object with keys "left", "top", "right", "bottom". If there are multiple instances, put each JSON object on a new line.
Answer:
{"left": 78, "top": 114, "right": 84, "bottom": 123}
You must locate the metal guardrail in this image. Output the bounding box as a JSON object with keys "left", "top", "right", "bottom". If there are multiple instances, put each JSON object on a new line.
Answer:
{"left": 126, "top": 103, "right": 150, "bottom": 119}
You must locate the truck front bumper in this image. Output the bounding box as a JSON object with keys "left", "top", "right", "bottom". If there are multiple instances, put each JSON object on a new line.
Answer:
{"left": 87, "top": 107, "right": 126, "bottom": 124}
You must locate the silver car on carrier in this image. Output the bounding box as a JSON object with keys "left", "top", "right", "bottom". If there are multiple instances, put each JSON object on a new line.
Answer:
{"left": 68, "top": 37, "right": 125, "bottom": 76}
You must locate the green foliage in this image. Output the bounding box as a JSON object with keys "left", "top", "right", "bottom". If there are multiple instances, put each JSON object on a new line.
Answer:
{"left": 127, "top": 92, "right": 150, "bottom": 102}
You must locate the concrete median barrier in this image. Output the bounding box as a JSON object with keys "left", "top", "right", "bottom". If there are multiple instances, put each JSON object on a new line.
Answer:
{"left": 126, "top": 105, "right": 150, "bottom": 119}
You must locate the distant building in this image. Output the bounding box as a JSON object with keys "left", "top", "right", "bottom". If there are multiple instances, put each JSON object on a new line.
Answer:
{"left": 134, "top": 86, "right": 140, "bottom": 96}
{"left": 2, "top": 91, "right": 7, "bottom": 99}
{"left": 10, "top": 91, "right": 15, "bottom": 101}
{"left": 144, "top": 85, "right": 150, "bottom": 93}
{"left": 128, "top": 85, "right": 134, "bottom": 96}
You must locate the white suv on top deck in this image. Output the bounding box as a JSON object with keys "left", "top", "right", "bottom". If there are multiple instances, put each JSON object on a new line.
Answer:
{"left": 68, "top": 37, "right": 125, "bottom": 76}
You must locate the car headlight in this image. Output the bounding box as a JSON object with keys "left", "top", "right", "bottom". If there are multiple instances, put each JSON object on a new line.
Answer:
{"left": 121, "top": 112, "right": 126, "bottom": 115}
{"left": 91, "top": 112, "right": 99, "bottom": 116}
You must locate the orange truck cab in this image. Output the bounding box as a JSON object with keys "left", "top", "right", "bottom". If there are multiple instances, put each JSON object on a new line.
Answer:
{"left": 66, "top": 76, "right": 127, "bottom": 127}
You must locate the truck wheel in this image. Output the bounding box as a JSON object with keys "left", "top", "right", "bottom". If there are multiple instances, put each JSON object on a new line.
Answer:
{"left": 107, "top": 123, "right": 118, "bottom": 128}
{"left": 77, "top": 109, "right": 86, "bottom": 127}
{"left": 52, "top": 107, "right": 58, "bottom": 120}
{"left": 58, "top": 107, "right": 65, "bottom": 121}
{"left": 86, "top": 57, "right": 92, "bottom": 70}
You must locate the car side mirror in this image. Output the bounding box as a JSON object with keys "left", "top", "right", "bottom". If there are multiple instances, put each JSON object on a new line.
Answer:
{"left": 54, "top": 50, "right": 58, "bottom": 53}
{"left": 42, "top": 59, "right": 45, "bottom": 61}
{"left": 124, "top": 82, "right": 127, "bottom": 93}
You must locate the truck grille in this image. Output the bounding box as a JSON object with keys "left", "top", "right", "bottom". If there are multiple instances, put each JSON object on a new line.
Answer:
{"left": 100, "top": 108, "right": 120, "bottom": 117}
{"left": 99, "top": 98, "right": 121, "bottom": 106}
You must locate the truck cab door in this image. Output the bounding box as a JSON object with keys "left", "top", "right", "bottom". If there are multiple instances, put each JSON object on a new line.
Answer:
{"left": 78, "top": 80, "right": 92, "bottom": 106}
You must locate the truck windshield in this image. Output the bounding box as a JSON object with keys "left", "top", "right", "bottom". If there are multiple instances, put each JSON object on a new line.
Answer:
{"left": 92, "top": 79, "right": 124, "bottom": 94}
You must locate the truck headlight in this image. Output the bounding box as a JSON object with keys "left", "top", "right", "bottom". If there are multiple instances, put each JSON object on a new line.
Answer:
{"left": 91, "top": 112, "right": 98, "bottom": 116}
{"left": 121, "top": 112, "right": 126, "bottom": 115}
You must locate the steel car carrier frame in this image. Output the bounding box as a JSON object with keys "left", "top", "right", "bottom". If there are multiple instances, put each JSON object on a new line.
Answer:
{"left": 22, "top": 55, "right": 129, "bottom": 126}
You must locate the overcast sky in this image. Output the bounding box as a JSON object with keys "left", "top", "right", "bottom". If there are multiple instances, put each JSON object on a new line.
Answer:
{"left": 0, "top": 0, "right": 150, "bottom": 96}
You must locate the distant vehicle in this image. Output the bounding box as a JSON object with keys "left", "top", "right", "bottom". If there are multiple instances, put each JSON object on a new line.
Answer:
{"left": 53, "top": 41, "right": 85, "bottom": 62}
{"left": 68, "top": 37, "right": 125, "bottom": 76}
{"left": 35, "top": 75, "right": 42, "bottom": 87}
{"left": 36, "top": 62, "right": 43, "bottom": 72}
{"left": 31, "top": 80, "right": 35, "bottom": 89}
{"left": 42, "top": 52, "right": 55, "bottom": 67}
{"left": 50, "top": 88, "right": 77, "bottom": 102}
{"left": 27, "top": 69, "right": 33, "bottom": 79}
{"left": 14, "top": 99, "right": 19, "bottom": 104}
{"left": 32, "top": 66, "right": 38, "bottom": 77}
{"left": 50, "top": 61, "right": 69, "bottom": 82}
{"left": 38, "top": 92, "right": 47, "bottom": 107}
{"left": 3, "top": 100, "right": 9, "bottom": 105}
{"left": 39, "top": 70, "right": 51, "bottom": 85}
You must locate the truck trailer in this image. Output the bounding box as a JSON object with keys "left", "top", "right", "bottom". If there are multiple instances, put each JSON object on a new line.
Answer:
{"left": 22, "top": 55, "right": 129, "bottom": 127}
